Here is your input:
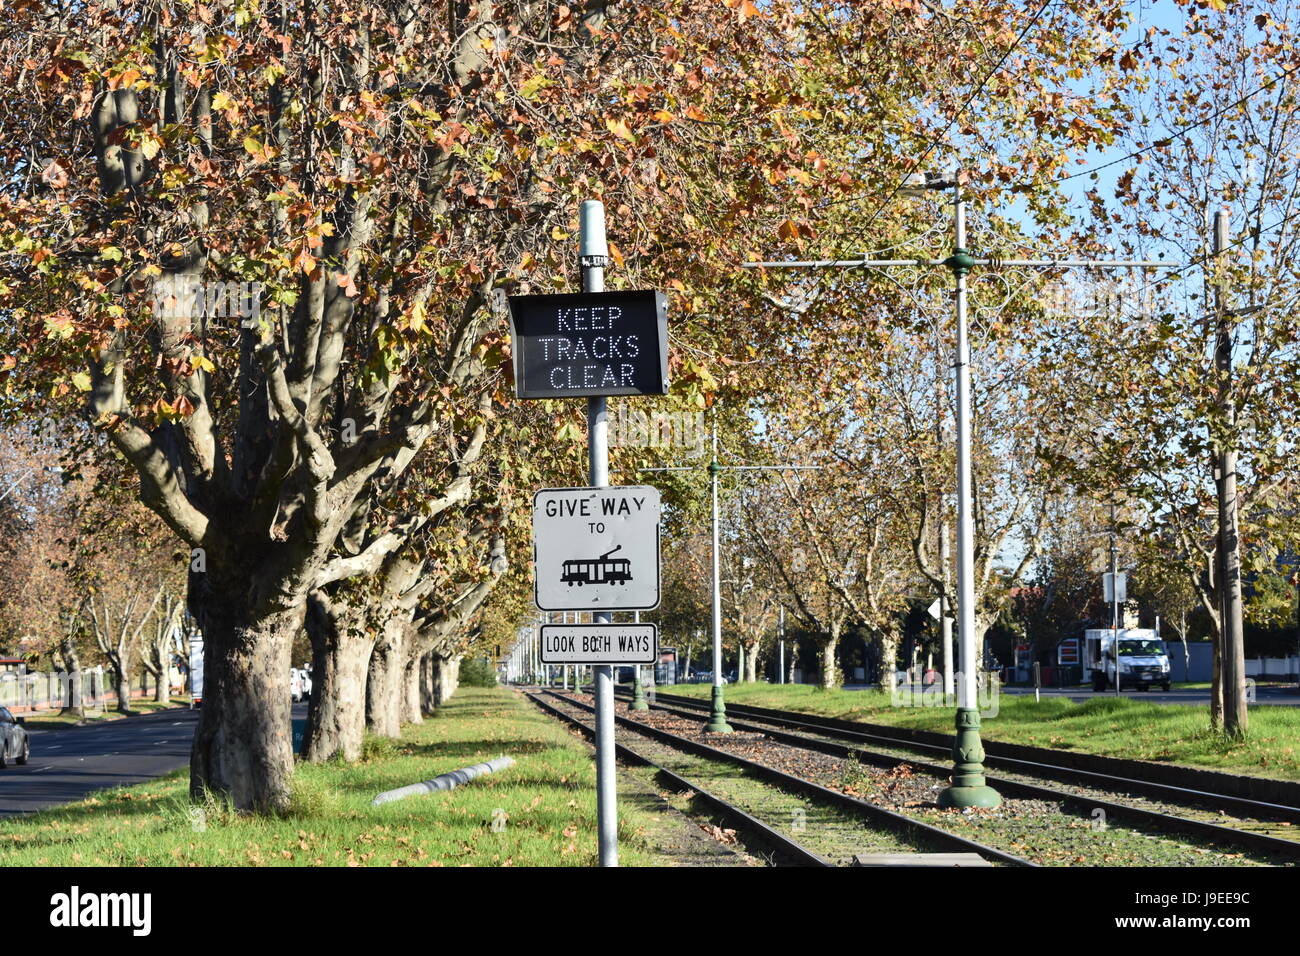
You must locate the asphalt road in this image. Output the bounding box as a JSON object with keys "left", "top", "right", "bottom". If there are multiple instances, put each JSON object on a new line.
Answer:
{"left": 0, "top": 702, "right": 312, "bottom": 818}
{"left": 0, "top": 707, "right": 199, "bottom": 818}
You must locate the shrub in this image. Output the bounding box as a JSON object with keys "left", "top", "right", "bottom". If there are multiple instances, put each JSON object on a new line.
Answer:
{"left": 459, "top": 656, "right": 497, "bottom": 688}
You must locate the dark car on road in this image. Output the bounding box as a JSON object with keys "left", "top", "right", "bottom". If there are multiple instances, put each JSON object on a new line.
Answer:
{"left": 0, "top": 707, "right": 29, "bottom": 767}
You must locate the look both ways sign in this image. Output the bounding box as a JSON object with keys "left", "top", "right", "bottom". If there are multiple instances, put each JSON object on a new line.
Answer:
{"left": 540, "top": 623, "right": 658, "bottom": 665}
{"left": 533, "top": 486, "right": 661, "bottom": 665}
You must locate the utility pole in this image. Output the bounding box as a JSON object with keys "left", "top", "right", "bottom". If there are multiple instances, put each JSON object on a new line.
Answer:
{"left": 1110, "top": 499, "right": 1121, "bottom": 698}
{"left": 940, "top": 518, "right": 954, "bottom": 699}
{"left": 1214, "top": 208, "right": 1248, "bottom": 738}
{"left": 778, "top": 605, "right": 785, "bottom": 685}
{"left": 705, "top": 424, "right": 730, "bottom": 732}
{"left": 630, "top": 609, "right": 649, "bottom": 711}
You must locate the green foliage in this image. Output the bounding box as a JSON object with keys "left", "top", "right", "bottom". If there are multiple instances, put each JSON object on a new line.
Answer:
{"left": 1245, "top": 571, "right": 1298, "bottom": 631}
{"left": 459, "top": 655, "right": 498, "bottom": 688}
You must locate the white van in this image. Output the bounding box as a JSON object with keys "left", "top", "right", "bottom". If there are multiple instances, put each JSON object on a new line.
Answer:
{"left": 1083, "top": 628, "right": 1172, "bottom": 692}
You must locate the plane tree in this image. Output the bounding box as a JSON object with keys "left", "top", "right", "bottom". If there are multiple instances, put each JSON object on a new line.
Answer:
{"left": 0, "top": 1, "right": 861, "bottom": 809}
{"left": 1061, "top": 0, "right": 1300, "bottom": 736}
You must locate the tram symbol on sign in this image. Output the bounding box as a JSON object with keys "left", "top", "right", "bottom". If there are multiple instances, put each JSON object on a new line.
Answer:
{"left": 561, "top": 545, "right": 632, "bottom": 587}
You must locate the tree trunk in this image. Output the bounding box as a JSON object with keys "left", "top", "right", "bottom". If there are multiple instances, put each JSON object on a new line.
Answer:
{"left": 819, "top": 629, "right": 841, "bottom": 689}
{"left": 419, "top": 652, "right": 437, "bottom": 714}
{"left": 59, "top": 635, "right": 84, "bottom": 719}
{"left": 1211, "top": 621, "right": 1224, "bottom": 730}
{"left": 403, "top": 656, "right": 423, "bottom": 725}
{"left": 432, "top": 655, "right": 449, "bottom": 707}
{"left": 366, "top": 616, "right": 407, "bottom": 738}
{"left": 743, "top": 641, "right": 759, "bottom": 682}
{"left": 877, "top": 629, "right": 899, "bottom": 692}
{"left": 154, "top": 656, "right": 170, "bottom": 704}
{"left": 303, "top": 593, "right": 374, "bottom": 763}
{"left": 431, "top": 654, "right": 461, "bottom": 707}
{"left": 115, "top": 665, "right": 131, "bottom": 713}
{"left": 188, "top": 600, "right": 299, "bottom": 813}
{"left": 447, "top": 657, "right": 461, "bottom": 702}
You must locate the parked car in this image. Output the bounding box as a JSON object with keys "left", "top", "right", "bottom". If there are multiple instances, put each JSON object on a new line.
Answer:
{"left": 0, "top": 707, "right": 29, "bottom": 768}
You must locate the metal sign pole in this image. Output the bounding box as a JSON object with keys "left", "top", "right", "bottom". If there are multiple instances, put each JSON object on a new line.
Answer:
{"left": 581, "top": 200, "right": 618, "bottom": 867}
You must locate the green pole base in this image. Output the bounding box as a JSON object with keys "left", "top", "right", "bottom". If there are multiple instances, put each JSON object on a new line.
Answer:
{"left": 937, "top": 706, "right": 1001, "bottom": 809}
{"left": 630, "top": 675, "right": 649, "bottom": 711}
{"left": 703, "top": 685, "right": 733, "bottom": 733}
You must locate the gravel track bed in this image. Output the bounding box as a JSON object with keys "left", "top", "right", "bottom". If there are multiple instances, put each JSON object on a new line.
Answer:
{"left": 539, "top": 694, "right": 959, "bottom": 865}
{"left": 558, "top": 694, "right": 1290, "bottom": 867}
{"left": 644, "top": 697, "right": 1300, "bottom": 845}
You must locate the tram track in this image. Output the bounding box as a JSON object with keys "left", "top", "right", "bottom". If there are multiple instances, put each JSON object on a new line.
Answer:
{"left": 528, "top": 690, "right": 1034, "bottom": 867}
{"left": 613, "top": 687, "right": 1300, "bottom": 864}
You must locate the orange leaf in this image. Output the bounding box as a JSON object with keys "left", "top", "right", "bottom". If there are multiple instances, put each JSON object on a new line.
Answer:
{"left": 606, "top": 117, "right": 635, "bottom": 142}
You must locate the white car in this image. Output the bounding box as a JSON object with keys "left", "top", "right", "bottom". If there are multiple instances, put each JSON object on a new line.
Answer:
{"left": 290, "top": 668, "right": 304, "bottom": 703}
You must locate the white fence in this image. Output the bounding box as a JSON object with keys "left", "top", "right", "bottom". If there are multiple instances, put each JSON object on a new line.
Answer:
{"left": 0, "top": 667, "right": 165, "bottom": 713}
{"left": 1245, "top": 656, "right": 1299, "bottom": 679}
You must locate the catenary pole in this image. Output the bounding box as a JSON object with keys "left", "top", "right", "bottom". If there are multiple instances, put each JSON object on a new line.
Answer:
{"left": 1111, "top": 500, "right": 1121, "bottom": 698}
{"left": 643, "top": 446, "right": 818, "bottom": 731}
{"left": 705, "top": 421, "right": 731, "bottom": 732}
{"left": 939, "top": 182, "right": 1001, "bottom": 807}
{"left": 581, "top": 200, "right": 618, "bottom": 866}
{"left": 778, "top": 605, "right": 785, "bottom": 685}
{"left": 742, "top": 168, "right": 1178, "bottom": 808}
{"left": 631, "top": 609, "right": 649, "bottom": 710}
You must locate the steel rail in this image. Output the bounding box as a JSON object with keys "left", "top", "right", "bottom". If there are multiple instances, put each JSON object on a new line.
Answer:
{"left": 621, "top": 690, "right": 1300, "bottom": 861}
{"left": 525, "top": 692, "right": 831, "bottom": 867}
{"left": 632, "top": 689, "right": 1300, "bottom": 821}
{"left": 547, "top": 691, "right": 1033, "bottom": 867}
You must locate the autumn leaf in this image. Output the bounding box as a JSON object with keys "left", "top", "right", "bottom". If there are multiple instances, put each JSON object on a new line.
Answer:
{"left": 606, "top": 117, "right": 635, "bottom": 142}
{"left": 723, "top": 0, "right": 762, "bottom": 20}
